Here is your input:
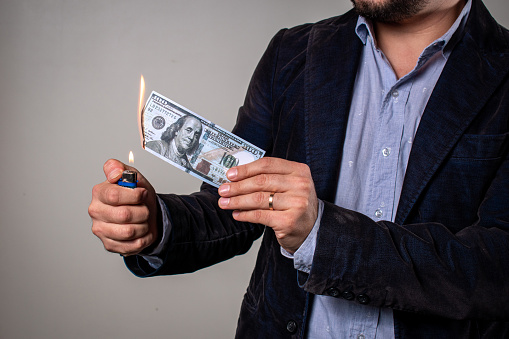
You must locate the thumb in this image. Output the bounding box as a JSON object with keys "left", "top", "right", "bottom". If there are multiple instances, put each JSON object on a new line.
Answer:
{"left": 103, "top": 159, "right": 153, "bottom": 192}
{"left": 103, "top": 159, "right": 127, "bottom": 183}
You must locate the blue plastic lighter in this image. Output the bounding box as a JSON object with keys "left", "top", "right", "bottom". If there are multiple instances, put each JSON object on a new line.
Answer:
{"left": 117, "top": 170, "right": 138, "bottom": 189}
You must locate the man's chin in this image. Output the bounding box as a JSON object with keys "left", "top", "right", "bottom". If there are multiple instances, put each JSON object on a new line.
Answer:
{"left": 351, "top": 0, "right": 427, "bottom": 23}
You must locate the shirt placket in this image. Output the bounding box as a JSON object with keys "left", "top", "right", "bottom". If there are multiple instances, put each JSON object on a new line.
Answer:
{"left": 364, "top": 33, "right": 417, "bottom": 222}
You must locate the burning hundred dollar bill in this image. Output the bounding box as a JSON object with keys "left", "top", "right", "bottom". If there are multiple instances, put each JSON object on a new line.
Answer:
{"left": 141, "top": 91, "right": 265, "bottom": 187}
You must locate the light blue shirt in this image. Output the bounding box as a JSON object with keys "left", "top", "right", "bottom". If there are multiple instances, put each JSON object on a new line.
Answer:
{"left": 285, "top": 2, "right": 472, "bottom": 338}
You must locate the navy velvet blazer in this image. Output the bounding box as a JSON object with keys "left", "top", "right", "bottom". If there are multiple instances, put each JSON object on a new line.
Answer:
{"left": 125, "top": 0, "right": 509, "bottom": 337}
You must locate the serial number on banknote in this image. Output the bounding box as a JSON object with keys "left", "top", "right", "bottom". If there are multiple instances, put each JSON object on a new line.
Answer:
{"left": 141, "top": 91, "right": 265, "bottom": 187}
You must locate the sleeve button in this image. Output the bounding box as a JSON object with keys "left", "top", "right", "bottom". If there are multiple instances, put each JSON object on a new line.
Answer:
{"left": 326, "top": 287, "right": 340, "bottom": 298}
{"left": 357, "top": 294, "right": 370, "bottom": 304}
{"left": 341, "top": 290, "right": 355, "bottom": 300}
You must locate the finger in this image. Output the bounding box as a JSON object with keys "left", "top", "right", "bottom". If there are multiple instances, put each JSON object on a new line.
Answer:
{"left": 231, "top": 209, "right": 288, "bottom": 228}
{"left": 92, "top": 182, "right": 148, "bottom": 206}
{"left": 219, "top": 173, "right": 312, "bottom": 198}
{"left": 98, "top": 232, "right": 154, "bottom": 256}
{"left": 92, "top": 219, "right": 151, "bottom": 242}
{"left": 219, "top": 191, "right": 303, "bottom": 211}
{"left": 226, "top": 157, "right": 311, "bottom": 182}
{"left": 89, "top": 202, "right": 150, "bottom": 225}
{"left": 104, "top": 159, "right": 127, "bottom": 183}
{"left": 103, "top": 158, "right": 153, "bottom": 190}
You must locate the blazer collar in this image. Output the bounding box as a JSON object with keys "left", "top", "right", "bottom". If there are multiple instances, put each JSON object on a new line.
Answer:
{"left": 304, "top": 11, "right": 363, "bottom": 201}
{"left": 395, "top": 0, "right": 509, "bottom": 224}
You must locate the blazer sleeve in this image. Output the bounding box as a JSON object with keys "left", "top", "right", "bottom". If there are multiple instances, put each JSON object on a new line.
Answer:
{"left": 123, "top": 30, "right": 289, "bottom": 277}
{"left": 300, "top": 144, "right": 509, "bottom": 320}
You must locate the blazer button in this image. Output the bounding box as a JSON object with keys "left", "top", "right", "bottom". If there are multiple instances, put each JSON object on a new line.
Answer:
{"left": 286, "top": 320, "right": 298, "bottom": 334}
{"left": 357, "top": 294, "right": 370, "bottom": 305}
{"left": 326, "top": 287, "right": 340, "bottom": 298}
{"left": 342, "top": 290, "right": 355, "bottom": 301}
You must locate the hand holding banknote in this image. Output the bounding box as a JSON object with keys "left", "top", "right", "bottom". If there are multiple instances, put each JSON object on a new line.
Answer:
{"left": 218, "top": 157, "right": 319, "bottom": 254}
{"left": 89, "top": 159, "right": 159, "bottom": 255}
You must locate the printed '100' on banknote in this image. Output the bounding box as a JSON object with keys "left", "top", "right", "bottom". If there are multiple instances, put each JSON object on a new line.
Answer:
{"left": 141, "top": 91, "right": 265, "bottom": 187}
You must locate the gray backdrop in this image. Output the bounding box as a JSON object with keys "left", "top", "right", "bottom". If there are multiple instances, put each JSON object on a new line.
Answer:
{"left": 1, "top": 1, "right": 507, "bottom": 338}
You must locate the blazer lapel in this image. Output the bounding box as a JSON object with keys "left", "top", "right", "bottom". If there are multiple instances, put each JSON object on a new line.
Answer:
{"left": 304, "top": 14, "right": 363, "bottom": 202}
{"left": 395, "top": 0, "right": 509, "bottom": 224}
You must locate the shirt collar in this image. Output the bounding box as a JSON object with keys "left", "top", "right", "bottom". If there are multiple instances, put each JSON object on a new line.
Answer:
{"left": 355, "top": 0, "right": 471, "bottom": 58}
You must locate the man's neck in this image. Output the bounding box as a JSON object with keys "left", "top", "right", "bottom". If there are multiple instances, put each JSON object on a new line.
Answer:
{"left": 373, "top": 0, "right": 466, "bottom": 79}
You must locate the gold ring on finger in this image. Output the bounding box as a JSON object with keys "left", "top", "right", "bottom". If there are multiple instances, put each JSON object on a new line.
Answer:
{"left": 269, "top": 192, "right": 275, "bottom": 211}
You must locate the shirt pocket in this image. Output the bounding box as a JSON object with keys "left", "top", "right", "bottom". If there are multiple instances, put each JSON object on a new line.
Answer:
{"left": 449, "top": 133, "right": 509, "bottom": 160}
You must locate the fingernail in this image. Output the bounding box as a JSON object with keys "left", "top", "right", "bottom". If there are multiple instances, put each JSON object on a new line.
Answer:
{"left": 227, "top": 168, "right": 238, "bottom": 180}
{"left": 219, "top": 197, "right": 230, "bottom": 208}
{"left": 108, "top": 168, "right": 123, "bottom": 181}
{"left": 218, "top": 184, "right": 230, "bottom": 195}
{"left": 232, "top": 210, "right": 240, "bottom": 218}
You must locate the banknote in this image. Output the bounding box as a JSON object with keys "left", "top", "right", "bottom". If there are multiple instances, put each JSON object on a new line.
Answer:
{"left": 141, "top": 91, "right": 265, "bottom": 187}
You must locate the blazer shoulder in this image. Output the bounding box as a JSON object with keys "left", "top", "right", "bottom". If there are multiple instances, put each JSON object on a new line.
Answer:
{"left": 268, "top": 9, "right": 358, "bottom": 68}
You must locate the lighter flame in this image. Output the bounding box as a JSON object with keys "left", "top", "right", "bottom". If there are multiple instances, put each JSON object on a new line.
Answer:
{"left": 138, "top": 75, "right": 146, "bottom": 148}
{"left": 129, "top": 151, "right": 134, "bottom": 164}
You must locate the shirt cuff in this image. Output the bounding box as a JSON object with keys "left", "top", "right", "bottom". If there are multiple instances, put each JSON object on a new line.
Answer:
{"left": 138, "top": 195, "right": 172, "bottom": 269}
{"left": 280, "top": 199, "right": 324, "bottom": 274}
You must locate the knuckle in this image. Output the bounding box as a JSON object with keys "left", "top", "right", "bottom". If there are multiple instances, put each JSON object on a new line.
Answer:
{"left": 139, "top": 205, "right": 150, "bottom": 222}
{"left": 295, "top": 196, "right": 310, "bottom": 210}
{"left": 91, "top": 184, "right": 101, "bottom": 198}
{"left": 260, "top": 157, "right": 274, "bottom": 171}
{"left": 297, "top": 163, "right": 311, "bottom": 176}
{"left": 295, "top": 176, "right": 312, "bottom": 191}
{"left": 134, "top": 189, "right": 146, "bottom": 203}
{"left": 102, "top": 240, "right": 116, "bottom": 253}
{"left": 106, "top": 187, "right": 121, "bottom": 205}
{"left": 254, "top": 174, "right": 270, "bottom": 187}
{"left": 88, "top": 203, "right": 97, "bottom": 219}
{"left": 118, "top": 225, "right": 136, "bottom": 240}
{"left": 295, "top": 181, "right": 315, "bottom": 200}
{"left": 253, "top": 210, "right": 264, "bottom": 222}
{"left": 253, "top": 192, "right": 266, "bottom": 205}
{"left": 91, "top": 222, "right": 101, "bottom": 237}
{"left": 134, "top": 237, "right": 148, "bottom": 251}
{"left": 116, "top": 206, "right": 132, "bottom": 223}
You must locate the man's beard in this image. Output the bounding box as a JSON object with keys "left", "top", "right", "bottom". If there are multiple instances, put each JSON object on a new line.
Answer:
{"left": 351, "top": 0, "right": 429, "bottom": 23}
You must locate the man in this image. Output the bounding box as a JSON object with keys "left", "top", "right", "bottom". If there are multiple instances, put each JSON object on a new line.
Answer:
{"left": 145, "top": 115, "right": 202, "bottom": 169}
{"left": 89, "top": 0, "right": 509, "bottom": 337}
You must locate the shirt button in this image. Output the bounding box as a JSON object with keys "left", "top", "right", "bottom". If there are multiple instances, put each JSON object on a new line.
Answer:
{"left": 382, "top": 147, "right": 391, "bottom": 157}
{"left": 392, "top": 90, "right": 399, "bottom": 98}
{"left": 358, "top": 334, "right": 366, "bottom": 339}
{"left": 375, "top": 209, "right": 383, "bottom": 218}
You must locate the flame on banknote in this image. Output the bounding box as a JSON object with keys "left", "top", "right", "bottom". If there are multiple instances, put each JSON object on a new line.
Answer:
{"left": 138, "top": 75, "right": 146, "bottom": 148}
